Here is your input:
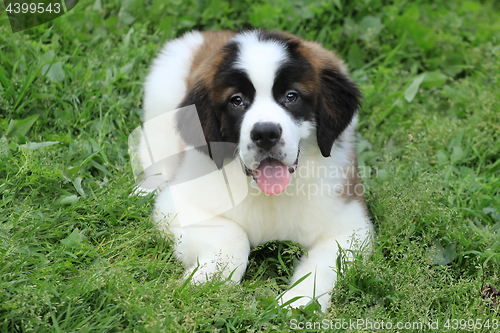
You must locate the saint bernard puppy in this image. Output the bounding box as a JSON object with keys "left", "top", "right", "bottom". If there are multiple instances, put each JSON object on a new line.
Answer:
{"left": 136, "top": 30, "right": 373, "bottom": 312}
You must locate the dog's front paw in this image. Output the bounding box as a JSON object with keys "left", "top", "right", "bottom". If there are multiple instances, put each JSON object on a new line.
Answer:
{"left": 184, "top": 264, "right": 215, "bottom": 284}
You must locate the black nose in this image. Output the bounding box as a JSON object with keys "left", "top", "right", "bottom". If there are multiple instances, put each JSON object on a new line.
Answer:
{"left": 250, "top": 122, "right": 282, "bottom": 151}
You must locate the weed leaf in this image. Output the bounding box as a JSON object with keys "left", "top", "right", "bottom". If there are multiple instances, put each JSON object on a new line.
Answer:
{"left": 41, "top": 50, "right": 65, "bottom": 83}
{"left": 358, "top": 16, "right": 383, "bottom": 41}
{"left": 61, "top": 228, "right": 87, "bottom": 248}
{"left": 451, "top": 146, "right": 465, "bottom": 163}
{"left": 59, "top": 195, "right": 79, "bottom": 205}
{"left": 430, "top": 240, "right": 457, "bottom": 265}
{"left": 20, "top": 141, "right": 60, "bottom": 151}
{"left": 348, "top": 43, "right": 364, "bottom": 69}
{"left": 6, "top": 115, "right": 39, "bottom": 138}
{"left": 72, "top": 176, "right": 87, "bottom": 199}
{"left": 404, "top": 73, "right": 426, "bottom": 102}
{"left": 436, "top": 149, "right": 449, "bottom": 164}
{"left": 421, "top": 70, "right": 448, "bottom": 88}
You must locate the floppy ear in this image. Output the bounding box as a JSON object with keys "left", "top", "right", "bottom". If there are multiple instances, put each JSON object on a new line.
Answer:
{"left": 175, "top": 82, "right": 227, "bottom": 168}
{"left": 316, "top": 67, "right": 361, "bottom": 157}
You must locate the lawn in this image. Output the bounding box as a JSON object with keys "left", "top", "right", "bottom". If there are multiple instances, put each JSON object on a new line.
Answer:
{"left": 1, "top": 0, "right": 499, "bottom": 331}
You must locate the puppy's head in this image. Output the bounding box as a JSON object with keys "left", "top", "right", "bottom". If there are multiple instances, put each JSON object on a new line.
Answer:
{"left": 176, "top": 30, "right": 361, "bottom": 195}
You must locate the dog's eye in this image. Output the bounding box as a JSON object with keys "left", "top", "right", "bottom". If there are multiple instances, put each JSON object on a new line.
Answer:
{"left": 230, "top": 96, "right": 244, "bottom": 107}
{"left": 285, "top": 92, "right": 298, "bottom": 103}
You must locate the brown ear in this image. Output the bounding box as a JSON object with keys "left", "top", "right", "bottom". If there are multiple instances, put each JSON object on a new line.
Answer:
{"left": 315, "top": 65, "right": 361, "bottom": 157}
{"left": 175, "top": 82, "right": 226, "bottom": 168}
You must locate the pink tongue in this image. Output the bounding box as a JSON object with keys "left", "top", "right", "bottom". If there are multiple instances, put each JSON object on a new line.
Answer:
{"left": 253, "top": 158, "right": 290, "bottom": 195}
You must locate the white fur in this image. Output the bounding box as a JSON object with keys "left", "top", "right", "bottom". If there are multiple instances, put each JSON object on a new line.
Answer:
{"left": 143, "top": 31, "right": 204, "bottom": 121}
{"left": 139, "top": 31, "right": 373, "bottom": 312}
{"left": 136, "top": 32, "right": 204, "bottom": 192}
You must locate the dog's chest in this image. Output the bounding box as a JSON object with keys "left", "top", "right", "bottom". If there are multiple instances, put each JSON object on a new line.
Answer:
{"left": 221, "top": 175, "right": 344, "bottom": 248}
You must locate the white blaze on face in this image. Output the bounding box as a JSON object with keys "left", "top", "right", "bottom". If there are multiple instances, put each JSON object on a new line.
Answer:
{"left": 233, "top": 32, "right": 287, "bottom": 98}
{"left": 232, "top": 32, "right": 314, "bottom": 195}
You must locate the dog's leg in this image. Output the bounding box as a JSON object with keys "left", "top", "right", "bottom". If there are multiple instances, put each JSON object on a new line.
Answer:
{"left": 172, "top": 218, "right": 251, "bottom": 283}
{"left": 280, "top": 222, "right": 372, "bottom": 312}
{"left": 279, "top": 235, "right": 343, "bottom": 312}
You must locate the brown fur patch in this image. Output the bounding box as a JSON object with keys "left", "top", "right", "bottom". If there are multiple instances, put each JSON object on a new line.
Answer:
{"left": 211, "top": 86, "right": 234, "bottom": 107}
{"left": 187, "top": 31, "right": 236, "bottom": 89}
{"left": 294, "top": 82, "right": 318, "bottom": 96}
{"left": 258, "top": 32, "right": 322, "bottom": 101}
{"left": 176, "top": 31, "right": 240, "bottom": 156}
{"left": 301, "top": 40, "right": 346, "bottom": 74}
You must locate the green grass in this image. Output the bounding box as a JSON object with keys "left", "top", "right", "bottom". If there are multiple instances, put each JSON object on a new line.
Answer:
{"left": 1, "top": 0, "right": 499, "bottom": 331}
